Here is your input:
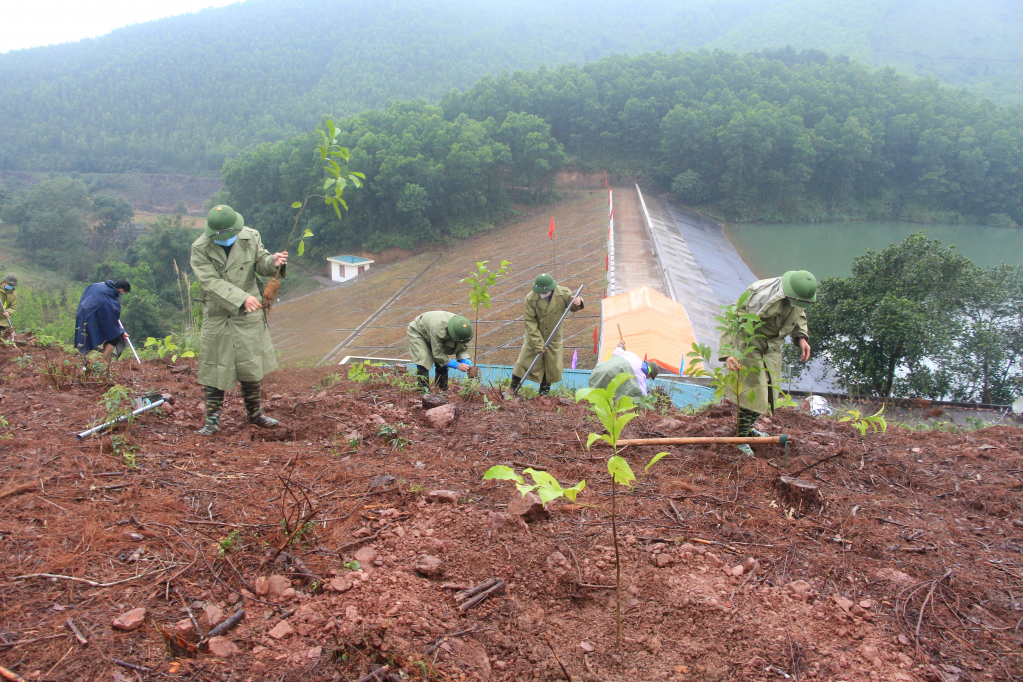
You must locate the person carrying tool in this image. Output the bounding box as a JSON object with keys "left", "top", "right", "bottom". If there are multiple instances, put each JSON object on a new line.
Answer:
{"left": 0, "top": 275, "right": 17, "bottom": 341}
{"left": 191, "top": 204, "right": 288, "bottom": 436}
{"left": 507, "top": 273, "right": 584, "bottom": 397}
{"left": 74, "top": 278, "right": 132, "bottom": 363}
{"left": 407, "top": 311, "right": 474, "bottom": 392}
{"left": 720, "top": 270, "right": 815, "bottom": 457}
{"left": 589, "top": 341, "right": 660, "bottom": 398}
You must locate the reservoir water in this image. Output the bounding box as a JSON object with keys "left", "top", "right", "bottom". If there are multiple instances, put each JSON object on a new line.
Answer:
{"left": 723, "top": 221, "right": 1023, "bottom": 280}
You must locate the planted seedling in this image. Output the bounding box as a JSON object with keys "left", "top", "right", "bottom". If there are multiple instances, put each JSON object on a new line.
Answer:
{"left": 377, "top": 423, "right": 410, "bottom": 450}
{"left": 461, "top": 260, "right": 511, "bottom": 369}
{"left": 839, "top": 405, "right": 887, "bottom": 436}
{"left": 574, "top": 372, "right": 668, "bottom": 647}
{"left": 144, "top": 335, "right": 195, "bottom": 363}
{"left": 218, "top": 530, "right": 241, "bottom": 555}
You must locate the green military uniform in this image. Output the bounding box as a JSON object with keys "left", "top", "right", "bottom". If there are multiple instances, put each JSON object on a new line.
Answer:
{"left": 589, "top": 353, "right": 646, "bottom": 399}
{"left": 191, "top": 205, "right": 282, "bottom": 434}
{"left": 192, "top": 226, "right": 280, "bottom": 389}
{"left": 0, "top": 278, "right": 17, "bottom": 335}
{"left": 407, "top": 311, "right": 472, "bottom": 390}
{"left": 512, "top": 285, "right": 583, "bottom": 386}
{"left": 718, "top": 276, "right": 809, "bottom": 415}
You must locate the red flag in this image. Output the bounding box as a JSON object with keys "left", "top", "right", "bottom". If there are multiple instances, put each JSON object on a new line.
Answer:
{"left": 593, "top": 325, "right": 599, "bottom": 354}
{"left": 606, "top": 254, "right": 609, "bottom": 271}
{"left": 548, "top": 215, "right": 555, "bottom": 240}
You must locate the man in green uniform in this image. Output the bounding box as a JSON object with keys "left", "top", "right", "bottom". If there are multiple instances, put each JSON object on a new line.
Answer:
{"left": 0, "top": 275, "right": 17, "bottom": 341}
{"left": 589, "top": 341, "right": 659, "bottom": 398}
{"left": 508, "top": 273, "right": 583, "bottom": 396}
{"left": 191, "top": 205, "right": 287, "bottom": 436}
{"left": 407, "top": 311, "right": 474, "bottom": 391}
{"left": 719, "top": 270, "right": 815, "bottom": 457}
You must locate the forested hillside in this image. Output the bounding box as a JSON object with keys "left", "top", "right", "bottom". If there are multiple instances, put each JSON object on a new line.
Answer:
{"left": 223, "top": 49, "right": 1023, "bottom": 256}
{"left": 1, "top": 0, "right": 1021, "bottom": 174}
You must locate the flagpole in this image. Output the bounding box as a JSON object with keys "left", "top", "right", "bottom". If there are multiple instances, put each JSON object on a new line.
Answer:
{"left": 549, "top": 214, "right": 556, "bottom": 277}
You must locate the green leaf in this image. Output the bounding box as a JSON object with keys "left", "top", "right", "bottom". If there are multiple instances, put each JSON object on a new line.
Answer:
{"left": 585, "top": 432, "right": 604, "bottom": 450}
{"left": 298, "top": 240, "right": 305, "bottom": 256}
{"left": 514, "top": 482, "right": 538, "bottom": 497}
{"left": 562, "top": 480, "right": 586, "bottom": 501}
{"left": 535, "top": 485, "right": 564, "bottom": 505}
{"left": 302, "top": 228, "right": 314, "bottom": 238}
{"left": 524, "top": 468, "right": 559, "bottom": 488}
{"left": 483, "top": 465, "right": 523, "bottom": 484}
{"left": 645, "top": 452, "right": 668, "bottom": 472}
{"left": 291, "top": 201, "right": 302, "bottom": 209}
{"left": 608, "top": 456, "right": 636, "bottom": 487}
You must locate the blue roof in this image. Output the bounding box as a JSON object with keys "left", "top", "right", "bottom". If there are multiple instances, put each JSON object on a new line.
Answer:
{"left": 328, "top": 255, "right": 373, "bottom": 264}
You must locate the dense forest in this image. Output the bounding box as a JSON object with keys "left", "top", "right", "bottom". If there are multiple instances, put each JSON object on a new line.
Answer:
{"left": 224, "top": 49, "right": 1023, "bottom": 249}
{"left": 1, "top": 0, "right": 1021, "bottom": 174}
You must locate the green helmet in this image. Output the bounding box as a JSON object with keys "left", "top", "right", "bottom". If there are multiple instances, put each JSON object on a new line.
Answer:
{"left": 447, "top": 315, "right": 473, "bottom": 342}
{"left": 532, "top": 273, "right": 556, "bottom": 294}
{"left": 2, "top": 275, "right": 16, "bottom": 287}
{"left": 782, "top": 270, "right": 817, "bottom": 305}
{"left": 204, "top": 204, "right": 244, "bottom": 239}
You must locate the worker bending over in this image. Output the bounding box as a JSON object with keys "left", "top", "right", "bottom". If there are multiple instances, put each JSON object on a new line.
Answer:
{"left": 407, "top": 311, "right": 473, "bottom": 392}
{"left": 191, "top": 205, "right": 287, "bottom": 435}
{"left": 74, "top": 277, "right": 132, "bottom": 363}
{"left": 720, "top": 270, "right": 815, "bottom": 457}
{"left": 589, "top": 342, "right": 659, "bottom": 398}
{"left": 507, "top": 273, "right": 583, "bottom": 396}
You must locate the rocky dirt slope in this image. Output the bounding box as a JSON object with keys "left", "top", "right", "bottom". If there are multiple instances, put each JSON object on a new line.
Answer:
{"left": 0, "top": 345, "right": 1021, "bottom": 681}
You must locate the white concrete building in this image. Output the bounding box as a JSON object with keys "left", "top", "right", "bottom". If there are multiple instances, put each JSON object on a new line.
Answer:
{"left": 327, "top": 255, "right": 374, "bottom": 282}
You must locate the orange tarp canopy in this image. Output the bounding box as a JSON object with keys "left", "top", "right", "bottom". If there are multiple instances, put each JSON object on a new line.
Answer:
{"left": 600, "top": 286, "right": 696, "bottom": 374}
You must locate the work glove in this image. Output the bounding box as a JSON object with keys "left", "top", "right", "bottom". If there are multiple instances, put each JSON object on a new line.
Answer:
{"left": 445, "top": 358, "right": 472, "bottom": 371}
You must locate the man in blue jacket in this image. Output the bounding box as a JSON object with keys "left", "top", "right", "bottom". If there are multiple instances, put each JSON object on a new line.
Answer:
{"left": 74, "top": 278, "right": 132, "bottom": 363}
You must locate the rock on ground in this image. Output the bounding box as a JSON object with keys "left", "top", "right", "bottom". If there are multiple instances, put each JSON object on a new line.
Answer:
{"left": 507, "top": 491, "right": 549, "bottom": 522}
{"left": 112, "top": 608, "right": 146, "bottom": 632}
{"left": 427, "top": 490, "right": 459, "bottom": 504}
{"left": 415, "top": 554, "right": 445, "bottom": 577}
{"left": 424, "top": 403, "right": 456, "bottom": 429}
{"left": 208, "top": 636, "right": 241, "bottom": 658}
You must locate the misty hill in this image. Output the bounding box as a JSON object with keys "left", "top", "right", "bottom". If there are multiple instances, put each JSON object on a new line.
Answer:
{"left": 1, "top": 0, "right": 1021, "bottom": 174}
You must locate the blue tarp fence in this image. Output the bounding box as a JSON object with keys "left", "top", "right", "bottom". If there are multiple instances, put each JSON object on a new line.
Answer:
{"left": 386, "top": 362, "right": 716, "bottom": 411}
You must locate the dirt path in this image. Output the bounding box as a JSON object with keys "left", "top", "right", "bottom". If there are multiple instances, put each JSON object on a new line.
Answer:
{"left": 0, "top": 345, "right": 1020, "bottom": 681}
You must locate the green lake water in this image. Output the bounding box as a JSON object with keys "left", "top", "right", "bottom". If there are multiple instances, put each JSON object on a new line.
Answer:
{"left": 723, "top": 221, "right": 1023, "bottom": 280}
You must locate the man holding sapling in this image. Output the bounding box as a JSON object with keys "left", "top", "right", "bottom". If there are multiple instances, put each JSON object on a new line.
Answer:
{"left": 507, "top": 273, "right": 584, "bottom": 397}
{"left": 589, "top": 341, "right": 659, "bottom": 398}
{"left": 191, "top": 205, "right": 287, "bottom": 435}
{"left": 0, "top": 275, "right": 17, "bottom": 341}
{"left": 407, "top": 311, "right": 474, "bottom": 392}
{"left": 720, "top": 270, "right": 815, "bottom": 457}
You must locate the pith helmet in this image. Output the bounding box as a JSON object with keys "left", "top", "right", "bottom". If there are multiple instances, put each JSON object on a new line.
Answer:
{"left": 2, "top": 275, "right": 16, "bottom": 287}
{"left": 532, "top": 273, "right": 556, "bottom": 294}
{"left": 204, "top": 205, "right": 244, "bottom": 239}
{"left": 643, "top": 361, "right": 659, "bottom": 381}
{"left": 447, "top": 315, "right": 473, "bottom": 342}
{"left": 782, "top": 270, "right": 817, "bottom": 305}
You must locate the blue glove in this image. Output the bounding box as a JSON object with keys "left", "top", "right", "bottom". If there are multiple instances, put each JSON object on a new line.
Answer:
{"left": 446, "top": 358, "right": 472, "bottom": 371}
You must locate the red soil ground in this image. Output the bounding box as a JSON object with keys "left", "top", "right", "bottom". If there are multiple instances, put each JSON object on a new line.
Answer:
{"left": 0, "top": 344, "right": 1021, "bottom": 682}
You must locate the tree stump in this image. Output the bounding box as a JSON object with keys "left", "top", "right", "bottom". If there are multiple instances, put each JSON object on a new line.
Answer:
{"left": 774, "top": 475, "right": 824, "bottom": 510}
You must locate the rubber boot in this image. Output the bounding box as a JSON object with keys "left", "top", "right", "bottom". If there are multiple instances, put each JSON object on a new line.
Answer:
{"left": 538, "top": 382, "right": 551, "bottom": 396}
{"left": 434, "top": 365, "right": 449, "bottom": 392}
{"left": 735, "top": 407, "right": 761, "bottom": 458}
{"left": 196, "top": 386, "right": 224, "bottom": 435}
{"left": 241, "top": 381, "right": 278, "bottom": 428}
{"left": 416, "top": 365, "right": 431, "bottom": 393}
